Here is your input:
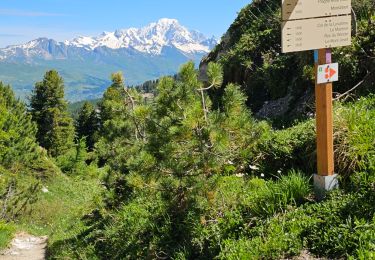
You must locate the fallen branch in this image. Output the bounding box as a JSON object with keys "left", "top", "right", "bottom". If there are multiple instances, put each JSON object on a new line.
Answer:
{"left": 334, "top": 71, "right": 374, "bottom": 102}
{"left": 0, "top": 181, "right": 14, "bottom": 220}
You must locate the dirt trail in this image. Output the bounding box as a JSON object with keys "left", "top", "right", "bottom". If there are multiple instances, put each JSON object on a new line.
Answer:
{"left": 0, "top": 232, "right": 47, "bottom": 260}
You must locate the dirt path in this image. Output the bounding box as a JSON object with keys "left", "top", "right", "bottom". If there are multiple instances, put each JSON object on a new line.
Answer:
{"left": 0, "top": 232, "right": 47, "bottom": 260}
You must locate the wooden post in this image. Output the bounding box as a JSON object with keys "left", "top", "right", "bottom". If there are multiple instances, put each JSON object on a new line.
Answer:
{"left": 315, "top": 48, "right": 334, "bottom": 176}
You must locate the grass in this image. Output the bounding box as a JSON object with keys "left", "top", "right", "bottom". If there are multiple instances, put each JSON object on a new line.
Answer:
{"left": 334, "top": 95, "right": 375, "bottom": 175}
{"left": 219, "top": 186, "right": 375, "bottom": 259}
{"left": 0, "top": 222, "right": 15, "bottom": 250}
{"left": 15, "top": 173, "right": 104, "bottom": 253}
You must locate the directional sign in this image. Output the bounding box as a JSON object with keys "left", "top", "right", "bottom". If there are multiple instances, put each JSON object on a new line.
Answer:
{"left": 282, "top": 15, "right": 351, "bottom": 53}
{"left": 280, "top": 0, "right": 352, "bottom": 195}
{"left": 317, "top": 63, "right": 339, "bottom": 84}
{"left": 282, "top": 0, "right": 351, "bottom": 21}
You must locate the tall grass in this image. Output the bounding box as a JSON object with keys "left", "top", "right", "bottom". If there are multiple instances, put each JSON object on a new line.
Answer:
{"left": 246, "top": 170, "right": 311, "bottom": 218}
{"left": 16, "top": 173, "right": 104, "bottom": 256}
{"left": 334, "top": 95, "right": 375, "bottom": 175}
{"left": 0, "top": 222, "right": 14, "bottom": 250}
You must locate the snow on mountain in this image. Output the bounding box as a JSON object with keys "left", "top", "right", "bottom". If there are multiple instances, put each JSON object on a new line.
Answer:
{"left": 0, "top": 38, "right": 67, "bottom": 61}
{"left": 63, "top": 18, "right": 216, "bottom": 55}
{"left": 0, "top": 18, "right": 217, "bottom": 60}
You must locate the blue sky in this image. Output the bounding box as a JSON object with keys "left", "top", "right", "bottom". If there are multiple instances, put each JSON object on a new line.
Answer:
{"left": 0, "top": 0, "right": 250, "bottom": 47}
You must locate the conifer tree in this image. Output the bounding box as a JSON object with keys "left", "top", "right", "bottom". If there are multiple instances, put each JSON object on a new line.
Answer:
{"left": 76, "top": 102, "right": 99, "bottom": 150}
{"left": 0, "top": 83, "right": 39, "bottom": 166}
{"left": 99, "top": 73, "right": 123, "bottom": 120}
{"left": 96, "top": 72, "right": 135, "bottom": 168}
{"left": 30, "top": 70, "right": 75, "bottom": 157}
{"left": 98, "top": 72, "right": 143, "bottom": 141}
{"left": 0, "top": 82, "right": 58, "bottom": 220}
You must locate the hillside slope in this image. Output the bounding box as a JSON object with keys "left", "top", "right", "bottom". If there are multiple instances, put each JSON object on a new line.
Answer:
{"left": 200, "top": 0, "right": 375, "bottom": 124}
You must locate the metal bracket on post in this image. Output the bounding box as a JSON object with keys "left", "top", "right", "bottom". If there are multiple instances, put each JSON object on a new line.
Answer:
{"left": 313, "top": 173, "right": 339, "bottom": 200}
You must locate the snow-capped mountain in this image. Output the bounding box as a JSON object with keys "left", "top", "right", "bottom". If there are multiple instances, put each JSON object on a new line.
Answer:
{"left": 0, "top": 18, "right": 217, "bottom": 60}
{"left": 0, "top": 18, "right": 218, "bottom": 101}
{"left": 65, "top": 18, "right": 216, "bottom": 55}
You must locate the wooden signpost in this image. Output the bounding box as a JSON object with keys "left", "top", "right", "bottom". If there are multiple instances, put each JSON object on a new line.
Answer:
{"left": 281, "top": 15, "right": 351, "bottom": 53}
{"left": 282, "top": 0, "right": 351, "bottom": 20}
{"left": 281, "top": 0, "right": 352, "bottom": 198}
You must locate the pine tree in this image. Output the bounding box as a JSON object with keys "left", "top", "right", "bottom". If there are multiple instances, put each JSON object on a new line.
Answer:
{"left": 98, "top": 72, "right": 142, "bottom": 141}
{"left": 96, "top": 72, "right": 145, "bottom": 170}
{"left": 99, "top": 73, "right": 124, "bottom": 119}
{"left": 0, "top": 83, "right": 39, "bottom": 167}
{"left": 76, "top": 102, "right": 99, "bottom": 150}
{"left": 30, "top": 70, "right": 75, "bottom": 157}
{"left": 0, "top": 82, "right": 59, "bottom": 220}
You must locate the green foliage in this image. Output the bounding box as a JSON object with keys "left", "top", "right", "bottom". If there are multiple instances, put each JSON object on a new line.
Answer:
{"left": 96, "top": 72, "right": 145, "bottom": 171}
{"left": 256, "top": 119, "right": 316, "bottom": 174}
{"left": 0, "top": 82, "right": 59, "bottom": 223}
{"left": 334, "top": 95, "right": 375, "bottom": 175}
{"left": 204, "top": 0, "right": 375, "bottom": 123}
{"left": 38, "top": 63, "right": 245, "bottom": 257}
{"left": 18, "top": 173, "right": 105, "bottom": 258}
{"left": 133, "top": 78, "right": 159, "bottom": 94}
{"left": 0, "top": 83, "right": 39, "bottom": 167}
{"left": 0, "top": 171, "right": 40, "bottom": 222}
{"left": 206, "top": 62, "right": 223, "bottom": 88}
{"left": 0, "top": 84, "right": 103, "bottom": 252}
{"left": 54, "top": 137, "right": 101, "bottom": 178}
{"left": 44, "top": 56, "right": 374, "bottom": 259}
{"left": 189, "top": 171, "right": 311, "bottom": 253}
{"left": 0, "top": 222, "right": 15, "bottom": 250}
{"left": 59, "top": 172, "right": 307, "bottom": 259}
{"left": 336, "top": 5, "right": 375, "bottom": 95}
{"left": 251, "top": 95, "right": 375, "bottom": 178}
{"left": 247, "top": 171, "right": 311, "bottom": 217}
{"left": 30, "top": 70, "right": 75, "bottom": 157}
{"left": 220, "top": 185, "right": 375, "bottom": 260}
{"left": 68, "top": 98, "right": 100, "bottom": 119}
{"left": 76, "top": 102, "right": 99, "bottom": 150}
{"left": 99, "top": 192, "right": 169, "bottom": 259}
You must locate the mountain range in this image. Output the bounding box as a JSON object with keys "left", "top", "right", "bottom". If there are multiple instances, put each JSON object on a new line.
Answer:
{"left": 0, "top": 18, "right": 217, "bottom": 101}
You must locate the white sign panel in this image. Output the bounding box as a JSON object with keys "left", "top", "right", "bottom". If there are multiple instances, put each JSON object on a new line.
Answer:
{"left": 317, "top": 63, "right": 339, "bottom": 84}
{"left": 282, "top": 15, "right": 351, "bottom": 53}
{"left": 282, "top": 0, "right": 351, "bottom": 21}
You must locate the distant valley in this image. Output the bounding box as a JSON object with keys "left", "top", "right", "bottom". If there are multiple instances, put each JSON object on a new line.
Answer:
{"left": 0, "top": 18, "right": 217, "bottom": 101}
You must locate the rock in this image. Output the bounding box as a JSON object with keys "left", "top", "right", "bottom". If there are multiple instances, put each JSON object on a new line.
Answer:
{"left": 1, "top": 232, "right": 48, "bottom": 260}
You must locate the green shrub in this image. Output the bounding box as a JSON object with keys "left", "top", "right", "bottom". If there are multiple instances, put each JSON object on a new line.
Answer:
{"left": 188, "top": 171, "right": 311, "bottom": 258}
{"left": 256, "top": 95, "right": 375, "bottom": 178}
{"left": 0, "top": 222, "right": 14, "bottom": 249}
{"left": 256, "top": 120, "right": 316, "bottom": 175}
{"left": 0, "top": 166, "right": 42, "bottom": 222}
{"left": 54, "top": 138, "right": 100, "bottom": 177}
{"left": 220, "top": 183, "right": 375, "bottom": 260}
{"left": 244, "top": 171, "right": 311, "bottom": 218}
{"left": 19, "top": 173, "right": 104, "bottom": 259}
{"left": 334, "top": 95, "right": 375, "bottom": 176}
{"left": 0, "top": 83, "right": 60, "bottom": 223}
